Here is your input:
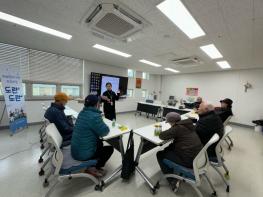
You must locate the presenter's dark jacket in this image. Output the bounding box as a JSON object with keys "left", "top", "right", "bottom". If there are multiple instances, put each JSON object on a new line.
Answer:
{"left": 159, "top": 119, "right": 203, "bottom": 168}
{"left": 44, "top": 103, "right": 73, "bottom": 142}
{"left": 195, "top": 111, "right": 224, "bottom": 158}
{"left": 102, "top": 90, "right": 119, "bottom": 120}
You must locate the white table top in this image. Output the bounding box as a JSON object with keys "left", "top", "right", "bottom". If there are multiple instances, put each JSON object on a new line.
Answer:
{"left": 64, "top": 106, "right": 129, "bottom": 140}
{"left": 133, "top": 113, "right": 197, "bottom": 145}
{"left": 102, "top": 118, "right": 130, "bottom": 140}
{"left": 138, "top": 101, "right": 162, "bottom": 107}
{"left": 64, "top": 106, "right": 79, "bottom": 119}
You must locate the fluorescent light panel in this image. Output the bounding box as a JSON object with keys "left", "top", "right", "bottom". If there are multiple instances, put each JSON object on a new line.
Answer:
{"left": 93, "top": 44, "right": 132, "bottom": 58}
{"left": 0, "top": 11, "right": 72, "bottom": 40}
{"left": 165, "top": 68, "right": 180, "bottom": 73}
{"left": 216, "top": 61, "right": 231, "bottom": 69}
{"left": 157, "top": 0, "right": 205, "bottom": 39}
{"left": 200, "top": 44, "right": 223, "bottom": 59}
{"left": 139, "top": 59, "right": 162, "bottom": 67}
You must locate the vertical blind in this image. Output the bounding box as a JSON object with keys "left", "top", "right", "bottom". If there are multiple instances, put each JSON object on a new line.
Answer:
{"left": 0, "top": 42, "right": 83, "bottom": 84}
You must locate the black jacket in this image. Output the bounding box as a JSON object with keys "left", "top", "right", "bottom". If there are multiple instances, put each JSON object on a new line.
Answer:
{"left": 195, "top": 111, "right": 224, "bottom": 158}
{"left": 215, "top": 107, "right": 233, "bottom": 123}
{"left": 44, "top": 103, "right": 73, "bottom": 142}
{"left": 159, "top": 119, "right": 203, "bottom": 168}
{"left": 102, "top": 90, "right": 119, "bottom": 114}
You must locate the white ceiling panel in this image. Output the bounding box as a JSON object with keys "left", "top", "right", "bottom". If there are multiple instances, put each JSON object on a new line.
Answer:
{"left": 0, "top": 0, "right": 262, "bottom": 75}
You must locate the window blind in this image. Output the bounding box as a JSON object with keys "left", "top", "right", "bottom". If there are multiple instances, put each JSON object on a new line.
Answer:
{"left": 0, "top": 42, "right": 83, "bottom": 84}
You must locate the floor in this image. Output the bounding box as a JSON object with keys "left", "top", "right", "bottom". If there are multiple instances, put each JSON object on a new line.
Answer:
{"left": 0, "top": 112, "right": 263, "bottom": 197}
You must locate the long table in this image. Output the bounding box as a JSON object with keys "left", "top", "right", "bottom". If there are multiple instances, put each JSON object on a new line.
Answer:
{"left": 136, "top": 102, "right": 192, "bottom": 120}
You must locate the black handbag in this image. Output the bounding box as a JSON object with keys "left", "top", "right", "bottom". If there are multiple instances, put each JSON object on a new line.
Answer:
{"left": 121, "top": 131, "right": 135, "bottom": 180}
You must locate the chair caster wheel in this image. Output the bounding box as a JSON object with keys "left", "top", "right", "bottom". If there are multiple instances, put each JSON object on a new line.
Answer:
{"left": 211, "top": 191, "right": 217, "bottom": 196}
{"left": 43, "top": 180, "right": 49, "bottom": 187}
{"left": 151, "top": 188, "right": 157, "bottom": 195}
{"left": 226, "top": 185, "right": 230, "bottom": 193}
{"left": 39, "top": 169, "right": 45, "bottom": 176}
{"left": 154, "top": 181, "right": 160, "bottom": 189}
{"left": 224, "top": 173, "right": 230, "bottom": 180}
{"left": 38, "top": 157, "right": 43, "bottom": 163}
{"left": 95, "top": 185, "right": 103, "bottom": 191}
{"left": 40, "top": 144, "right": 45, "bottom": 149}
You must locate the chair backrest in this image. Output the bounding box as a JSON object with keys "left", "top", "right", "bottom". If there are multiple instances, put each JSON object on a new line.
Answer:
{"left": 45, "top": 123, "right": 63, "bottom": 175}
{"left": 223, "top": 115, "right": 232, "bottom": 127}
{"left": 193, "top": 133, "right": 220, "bottom": 185}
{"left": 215, "top": 125, "right": 232, "bottom": 163}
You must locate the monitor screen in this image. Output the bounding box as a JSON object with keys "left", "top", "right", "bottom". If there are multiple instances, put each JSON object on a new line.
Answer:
{"left": 101, "top": 75, "right": 120, "bottom": 94}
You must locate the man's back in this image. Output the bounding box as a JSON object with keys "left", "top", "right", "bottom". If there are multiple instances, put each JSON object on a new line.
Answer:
{"left": 71, "top": 106, "right": 109, "bottom": 161}
{"left": 195, "top": 110, "right": 224, "bottom": 158}
{"left": 159, "top": 119, "right": 203, "bottom": 168}
{"left": 44, "top": 103, "right": 73, "bottom": 142}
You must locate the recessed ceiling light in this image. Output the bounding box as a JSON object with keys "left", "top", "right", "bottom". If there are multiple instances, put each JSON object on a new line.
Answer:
{"left": 200, "top": 44, "right": 223, "bottom": 59}
{"left": 93, "top": 44, "right": 132, "bottom": 58}
{"left": 0, "top": 11, "right": 72, "bottom": 40}
{"left": 157, "top": 0, "right": 205, "bottom": 39}
{"left": 216, "top": 61, "right": 231, "bottom": 69}
{"left": 165, "top": 68, "right": 180, "bottom": 73}
{"left": 139, "top": 59, "right": 162, "bottom": 67}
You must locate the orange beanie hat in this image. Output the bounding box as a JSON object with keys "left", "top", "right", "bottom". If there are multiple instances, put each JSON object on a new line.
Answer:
{"left": 54, "top": 92, "right": 69, "bottom": 102}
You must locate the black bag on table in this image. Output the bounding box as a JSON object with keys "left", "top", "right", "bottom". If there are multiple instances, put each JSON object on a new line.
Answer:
{"left": 121, "top": 131, "right": 135, "bottom": 180}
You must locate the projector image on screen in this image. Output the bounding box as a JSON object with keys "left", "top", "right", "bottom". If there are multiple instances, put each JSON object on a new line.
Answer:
{"left": 101, "top": 76, "right": 120, "bottom": 94}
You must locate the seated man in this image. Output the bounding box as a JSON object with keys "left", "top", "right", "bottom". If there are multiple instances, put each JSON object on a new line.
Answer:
{"left": 157, "top": 112, "right": 203, "bottom": 190}
{"left": 71, "top": 95, "right": 114, "bottom": 177}
{"left": 44, "top": 92, "right": 73, "bottom": 145}
{"left": 215, "top": 98, "right": 233, "bottom": 123}
{"left": 195, "top": 103, "right": 224, "bottom": 159}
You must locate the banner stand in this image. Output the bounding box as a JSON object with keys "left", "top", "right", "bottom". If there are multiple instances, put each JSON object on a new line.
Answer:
{"left": 0, "top": 65, "right": 28, "bottom": 135}
{"left": 0, "top": 104, "right": 6, "bottom": 125}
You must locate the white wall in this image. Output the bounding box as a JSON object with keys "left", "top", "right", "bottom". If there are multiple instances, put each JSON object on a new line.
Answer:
{"left": 161, "top": 69, "right": 263, "bottom": 126}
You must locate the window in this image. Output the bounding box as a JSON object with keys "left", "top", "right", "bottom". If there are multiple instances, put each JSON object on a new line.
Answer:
{"left": 142, "top": 89, "right": 148, "bottom": 98}
{"left": 142, "top": 72, "right": 150, "bottom": 80}
{"left": 61, "top": 85, "right": 80, "bottom": 97}
{"left": 127, "top": 89, "right": 134, "bottom": 97}
{"left": 32, "top": 84, "right": 56, "bottom": 96}
{"left": 128, "top": 69, "right": 136, "bottom": 78}
{"left": 22, "top": 83, "right": 26, "bottom": 95}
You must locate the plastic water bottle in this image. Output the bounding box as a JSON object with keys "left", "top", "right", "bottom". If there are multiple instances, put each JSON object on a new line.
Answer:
{"left": 112, "top": 119, "right": 116, "bottom": 127}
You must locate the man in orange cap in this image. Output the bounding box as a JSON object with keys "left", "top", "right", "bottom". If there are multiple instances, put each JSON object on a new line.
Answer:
{"left": 45, "top": 92, "right": 73, "bottom": 145}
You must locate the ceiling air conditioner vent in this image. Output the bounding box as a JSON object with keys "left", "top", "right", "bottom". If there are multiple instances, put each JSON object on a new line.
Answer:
{"left": 81, "top": 0, "right": 150, "bottom": 41}
{"left": 171, "top": 56, "right": 202, "bottom": 67}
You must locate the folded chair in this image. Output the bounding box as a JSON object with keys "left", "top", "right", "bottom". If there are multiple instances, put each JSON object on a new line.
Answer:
{"left": 223, "top": 116, "right": 233, "bottom": 150}
{"left": 210, "top": 125, "right": 232, "bottom": 192}
{"left": 155, "top": 134, "right": 220, "bottom": 197}
{"left": 43, "top": 123, "right": 99, "bottom": 197}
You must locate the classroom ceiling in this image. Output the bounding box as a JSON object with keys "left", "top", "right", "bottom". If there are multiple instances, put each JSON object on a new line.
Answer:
{"left": 0, "top": 0, "right": 262, "bottom": 75}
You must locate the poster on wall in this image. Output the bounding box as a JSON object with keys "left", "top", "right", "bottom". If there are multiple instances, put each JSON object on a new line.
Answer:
{"left": 136, "top": 78, "right": 142, "bottom": 89}
{"left": 186, "top": 88, "right": 199, "bottom": 96}
{"left": 0, "top": 65, "right": 27, "bottom": 134}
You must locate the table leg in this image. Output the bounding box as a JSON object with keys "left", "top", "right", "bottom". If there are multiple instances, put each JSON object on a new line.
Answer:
{"left": 135, "top": 137, "right": 158, "bottom": 193}
{"left": 96, "top": 136, "right": 125, "bottom": 191}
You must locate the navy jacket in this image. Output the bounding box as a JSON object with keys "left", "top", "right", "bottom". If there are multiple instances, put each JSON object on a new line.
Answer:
{"left": 71, "top": 106, "right": 110, "bottom": 161}
{"left": 44, "top": 103, "right": 73, "bottom": 142}
{"left": 195, "top": 111, "right": 224, "bottom": 158}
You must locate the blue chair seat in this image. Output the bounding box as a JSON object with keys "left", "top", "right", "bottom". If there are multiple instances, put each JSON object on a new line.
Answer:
{"left": 163, "top": 159, "right": 195, "bottom": 180}
{"left": 59, "top": 146, "right": 97, "bottom": 175}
